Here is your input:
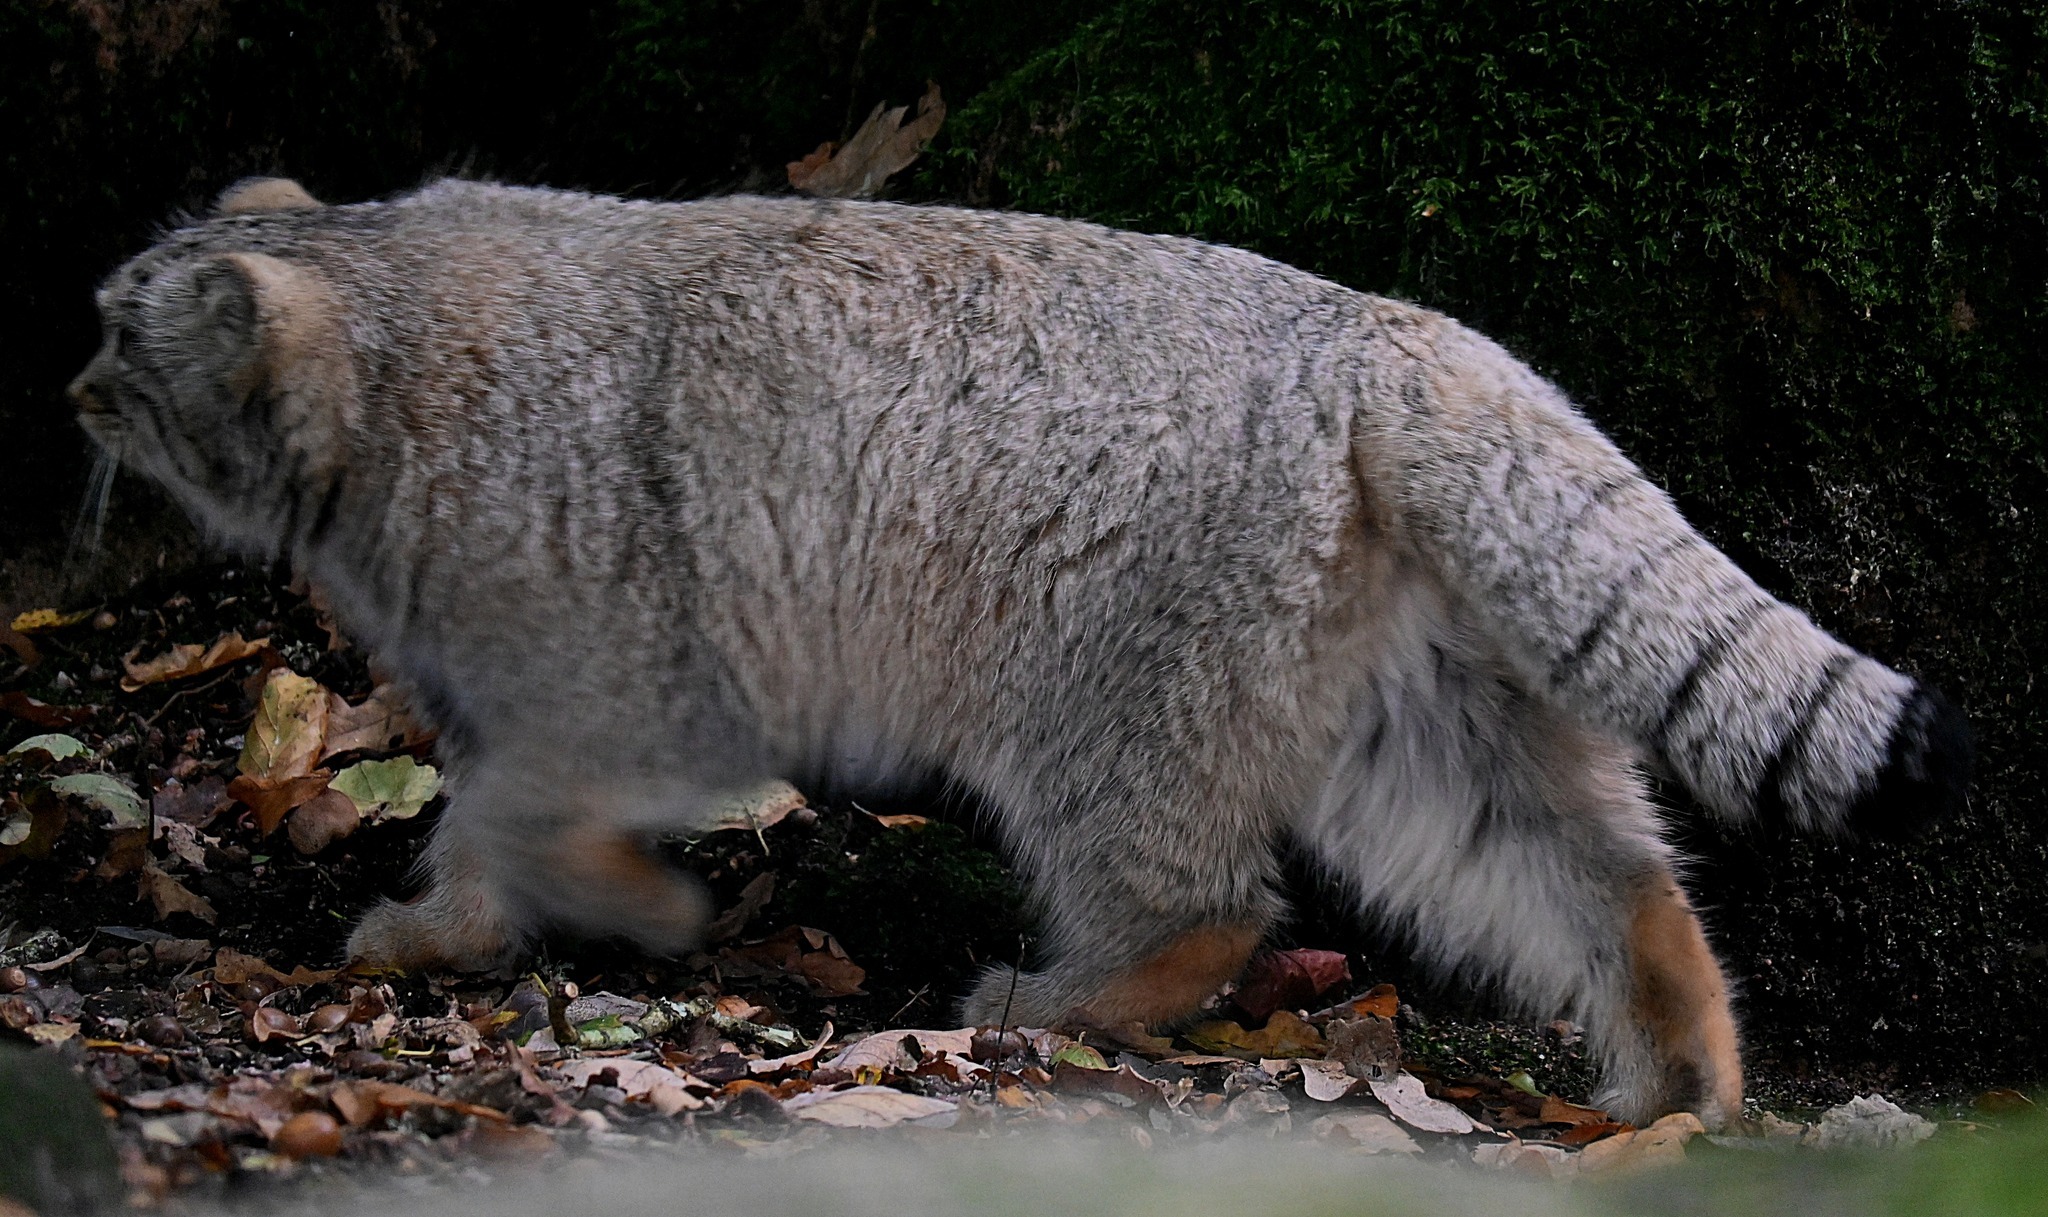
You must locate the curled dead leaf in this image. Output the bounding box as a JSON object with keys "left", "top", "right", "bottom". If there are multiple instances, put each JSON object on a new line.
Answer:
{"left": 120, "top": 632, "right": 270, "bottom": 692}
{"left": 787, "top": 82, "right": 946, "bottom": 199}
{"left": 229, "top": 772, "right": 334, "bottom": 835}
{"left": 138, "top": 864, "right": 217, "bottom": 924}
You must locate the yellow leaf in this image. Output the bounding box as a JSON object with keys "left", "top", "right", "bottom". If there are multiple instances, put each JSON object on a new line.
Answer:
{"left": 239, "top": 669, "right": 329, "bottom": 782}
{"left": 8, "top": 607, "right": 92, "bottom": 634}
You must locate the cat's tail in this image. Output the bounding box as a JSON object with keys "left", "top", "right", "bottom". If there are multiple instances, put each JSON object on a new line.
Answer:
{"left": 1354, "top": 310, "right": 1970, "bottom": 837}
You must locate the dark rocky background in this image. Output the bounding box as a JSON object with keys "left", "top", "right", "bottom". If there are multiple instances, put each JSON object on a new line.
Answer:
{"left": 3, "top": 0, "right": 2042, "bottom": 1097}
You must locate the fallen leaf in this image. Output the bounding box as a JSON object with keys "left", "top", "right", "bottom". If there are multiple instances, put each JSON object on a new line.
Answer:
{"left": 138, "top": 865, "right": 217, "bottom": 924}
{"left": 328, "top": 1080, "right": 508, "bottom": 1127}
{"left": 782, "top": 1085, "right": 956, "bottom": 1128}
{"left": 287, "top": 788, "right": 361, "bottom": 855}
{"left": 1311, "top": 1111, "right": 1423, "bottom": 1154}
{"left": 328, "top": 756, "right": 442, "bottom": 822}
{"left": 795, "top": 950, "right": 867, "bottom": 997}
{"left": 751, "top": 1025, "right": 835, "bottom": 1076}
{"left": 1325, "top": 1015, "right": 1401, "bottom": 1082}
{"left": 9, "top": 607, "right": 92, "bottom": 634}
{"left": 1539, "top": 1094, "right": 1613, "bottom": 1126}
{"left": 705, "top": 872, "right": 775, "bottom": 942}
{"left": 23, "top": 1021, "right": 80, "bottom": 1046}
{"left": 1051, "top": 1060, "right": 1170, "bottom": 1107}
{"left": 700, "top": 780, "right": 806, "bottom": 834}
{"left": 1557, "top": 1119, "right": 1631, "bottom": 1147}
{"left": 213, "top": 948, "right": 336, "bottom": 988}
{"left": 787, "top": 82, "right": 946, "bottom": 199}
{"left": 320, "top": 685, "right": 425, "bottom": 759}
{"left": 240, "top": 669, "right": 329, "bottom": 782}
{"left": 555, "top": 1058, "right": 706, "bottom": 1112}
{"left": 1299, "top": 1058, "right": 1362, "bottom": 1102}
{"left": 1575, "top": 1114, "right": 1702, "bottom": 1175}
{"left": 50, "top": 772, "right": 147, "bottom": 826}
{"left": 825, "top": 1029, "right": 974, "bottom": 1073}
{"left": 152, "top": 776, "right": 233, "bottom": 827}
{"left": 120, "top": 632, "right": 270, "bottom": 692}
{"left": 0, "top": 692, "right": 94, "bottom": 729}
{"left": 1183, "top": 1010, "right": 1325, "bottom": 1059}
{"left": 0, "top": 790, "right": 66, "bottom": 866}
{"left": 1235, "top": 948, "right": 1351, "bottom": 1021}
{"left": 0, "top": 620, "right": 38, "bottom": 666}
{"left": 1369, "top": 1072, "right": 1477, "bottom": 1135}
{"left": 228, "top": 772, "right": 334, "bottom": 834}
{"left": 6, "top": 732, "right": 90, "bottom": 762}
{"left": 95, "top": 827, "right": 149, "bottom": 878}
{"left": 154, "top": 821, "right": 211, "bottom": 871}
{"left": 865, "top": 812, "right": 930, "bottom": 829}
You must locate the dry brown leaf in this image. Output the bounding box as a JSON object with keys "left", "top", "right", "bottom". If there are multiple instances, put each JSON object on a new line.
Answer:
{"left": 787, "top": 82, "right": 946, "bottom": 199}
{"left": 705, "top": 872, "right": 775, "bottom": 942}
{"left": 212, "top": 947, "right": 336, "bottom": 988}
{"left": 1538, "top": 1094, "right": 1614, "bottom": 1126}
{"left": 328, "top": 1080, "right": 508, "bottom": 1127}
{"left": 120, "top": 632, "right": 270, "bottom": 692}
{"left": 152, "top": 776, "right": 233, "bottom": 827}
{"left": 320, "top": 685, "right": 426, "bottom": 759}
{"left": 825, "top": 1028, "right": 974, "bottom": 1073}
{"left": 1298, "top": 1058, "right": 1362, "bottom": 1101}
{"left": 240, "top": 669, "right": 329, "bottom": 781}
{"left": 555, "top": 1058, "right": 705, "bottom": 1112}
{"left": 287, "top": 788, "right": 361, "bottom": 855}
{"left": 1369, "top": 1072, "right": 1478, "bottom": 1135}
{"left": 0, "top": 691, "right": 94, "bottom": 729}
{"left": 796, "top": 950, "right": 868, "bottom": 998}
{"left": 782, "top": 1085, "right": 956, "bottom": 1128}
{"left": 228, "top": 772, "right": 333, "bottom": 835}
{"left": 701, "top": 780, "right": 807, "bottom": 835}
{"left": 1311, "top": 1111, "right": 1423, "bottom": 1154}
{"left": 94, "top": 827, "right": 150, "bottom": 879}
{"left": 138, "top": 864, "right": 217, "bottom": 924}
{"left": 1326, "top": 1015, "right": 1400, "bottom": 1082}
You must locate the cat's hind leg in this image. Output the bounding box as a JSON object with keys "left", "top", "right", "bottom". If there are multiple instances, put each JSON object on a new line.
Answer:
{"left": 1301, "top": 625, "right": 1742, "bottom": 1128}
{"left": 957, "top": 772, "right": 1286, "bottom": 1029}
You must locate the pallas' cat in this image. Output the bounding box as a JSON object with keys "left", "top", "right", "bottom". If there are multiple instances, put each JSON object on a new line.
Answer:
{"left": 70, "top": 177, "right": 1970, "bottom": 1126}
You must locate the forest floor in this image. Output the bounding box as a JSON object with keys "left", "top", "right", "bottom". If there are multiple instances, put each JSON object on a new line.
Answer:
{"left": 0, "top": 562, "right": 2037, "bottom": 1213}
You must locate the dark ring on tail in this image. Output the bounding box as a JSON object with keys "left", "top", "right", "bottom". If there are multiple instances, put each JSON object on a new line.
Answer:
{"left": 1847, "top": 684, "right": 1973, "bottom": 841}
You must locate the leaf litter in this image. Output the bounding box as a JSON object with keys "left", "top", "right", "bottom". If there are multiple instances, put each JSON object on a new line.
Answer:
{"left": 0, "top": 562, "right": 1994, "bottom": 1208}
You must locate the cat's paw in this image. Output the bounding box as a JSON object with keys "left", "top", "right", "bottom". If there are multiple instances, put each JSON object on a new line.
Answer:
{"left": 345, "top": 895, "right": 521, "bottom": 973}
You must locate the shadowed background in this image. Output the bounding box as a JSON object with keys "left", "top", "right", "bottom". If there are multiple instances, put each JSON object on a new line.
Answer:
{"left": 2, "top": 0, "right": 2041, "bottom": 1098}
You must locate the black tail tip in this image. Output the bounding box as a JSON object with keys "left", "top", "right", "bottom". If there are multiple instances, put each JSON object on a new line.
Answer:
{"left": 1848, "top": 684, "right": 1973, "bottom": 841}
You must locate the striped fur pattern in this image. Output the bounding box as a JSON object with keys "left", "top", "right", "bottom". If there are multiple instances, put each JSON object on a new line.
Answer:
{"left": 69, "top": 179, "right": 1970, "bottom": 1125}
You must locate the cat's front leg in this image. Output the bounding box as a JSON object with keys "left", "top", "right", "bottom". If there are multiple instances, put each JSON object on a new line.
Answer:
{"left": 347, "top": 811, "right": 526, "bottom": 972}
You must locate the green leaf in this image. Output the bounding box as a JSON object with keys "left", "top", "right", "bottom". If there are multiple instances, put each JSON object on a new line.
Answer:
{"left": 48, "top": 773, "right": 147, "bottom": 827}
{"left": 0, "top": 808, "right": 32, "bottom": 847}
{"left": 5, "top": 734, "right": 89, "bottom": 762}
{"left": 329, "top": 757, "right": 443, "bottom": 822}
{"left": 1048, "top": 1043, "right": 1110, "bottom": 1071}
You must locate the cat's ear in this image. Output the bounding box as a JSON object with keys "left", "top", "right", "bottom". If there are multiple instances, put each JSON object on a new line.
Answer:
{"left": 213, "top": 177, "right": 323, "bottom": 216}
{"left": 207, "top": 253, "right": 358, "bottom": 465}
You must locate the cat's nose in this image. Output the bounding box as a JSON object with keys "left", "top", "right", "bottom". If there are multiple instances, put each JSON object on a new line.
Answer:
{"left": 67, "top": 374, "right": 112, "bottom": 414}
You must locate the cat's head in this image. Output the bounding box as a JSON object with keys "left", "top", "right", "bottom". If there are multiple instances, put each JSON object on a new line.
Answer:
{"left": 69, "top": 194, "right": 355, "bottom": 556}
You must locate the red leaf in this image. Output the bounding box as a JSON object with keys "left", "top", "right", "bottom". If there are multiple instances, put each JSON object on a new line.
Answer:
{"left": 1234, "top": 949, "right": 1351, "bottom": 1021}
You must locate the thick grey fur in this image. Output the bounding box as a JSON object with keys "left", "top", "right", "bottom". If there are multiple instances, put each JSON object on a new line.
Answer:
{"left": 69, "top": 179, "right": 1969, "bottom": 1123}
